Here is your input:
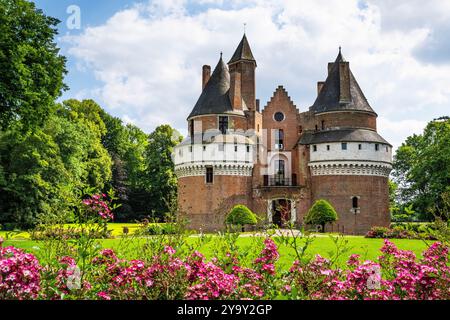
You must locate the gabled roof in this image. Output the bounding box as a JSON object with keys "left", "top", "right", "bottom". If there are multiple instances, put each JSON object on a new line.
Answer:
{"left": 228, "top": 34, "right": 256, "bottom": 65}
{"left": 311, "top": 50, "right": 376, "bottom": 115}
{"left": 188, "top": 56, "right": 244, "bottom": 119}
{"left": 299, "top": 128, "right": 391, "bottom": 147}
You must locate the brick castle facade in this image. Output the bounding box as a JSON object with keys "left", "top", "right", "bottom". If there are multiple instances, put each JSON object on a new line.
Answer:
{"left": 174, "top": 34, "right": 392, "bottom": 235}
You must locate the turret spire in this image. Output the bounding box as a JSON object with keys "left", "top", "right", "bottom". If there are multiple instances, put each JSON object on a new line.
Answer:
{"left": 228, "top": 34, "right": 256, "bottom": 65}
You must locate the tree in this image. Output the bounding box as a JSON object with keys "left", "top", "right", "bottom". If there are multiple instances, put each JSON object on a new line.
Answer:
{"left": 0, "top": 0, "right": 67, "bottom": 131}
{"left": 144, "top": 125, "right": 182, "bottom": 220}
{"left": 226, "top": 205, "right": 257, "bottom": 230}
{"left": 392, "top": 117, "right": 450, "bottom": 220}
{"left": 304, "top": 200, "right": 338, "bottom": 233}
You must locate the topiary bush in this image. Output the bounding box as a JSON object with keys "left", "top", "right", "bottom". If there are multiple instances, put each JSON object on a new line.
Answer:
{"left": 226, "top": 205, "right": 257, "bottom": 230}
{"left": 304, "top": 200, "right": 338, "bottom": 233}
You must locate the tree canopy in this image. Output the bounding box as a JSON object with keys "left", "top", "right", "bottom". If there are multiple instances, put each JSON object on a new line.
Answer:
{"left": 0, "top": 0, "right": 67, "bottom": 131}
{"left": 392, "top": 117, "right": 450, "bottom": 220}
{"left": 304, "top": 200, "right": 338, "bottom": 232}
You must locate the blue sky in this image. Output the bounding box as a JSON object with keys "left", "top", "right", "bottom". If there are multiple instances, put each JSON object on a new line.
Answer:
{"left": 32, "top": 1, "right": 450, "bottom": 150}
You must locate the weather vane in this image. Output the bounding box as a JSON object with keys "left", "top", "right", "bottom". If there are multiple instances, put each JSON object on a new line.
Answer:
{"left": 244, "top": 23, "right": 247, "bottom": 34}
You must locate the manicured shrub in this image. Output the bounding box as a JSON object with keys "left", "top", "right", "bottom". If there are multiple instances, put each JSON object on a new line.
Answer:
{"left": 225, "top": 205, "right": 257, "bottom": 227}
{"left": 304, "top": 200, "right": 338, "bottom": 232}
{"left": 366, "top": 226, "right": 437, "bottom": 240}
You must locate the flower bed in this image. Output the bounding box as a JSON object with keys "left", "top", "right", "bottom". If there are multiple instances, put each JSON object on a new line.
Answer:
{"left": 1, "top": 235, "right": 449, "bottom": 300}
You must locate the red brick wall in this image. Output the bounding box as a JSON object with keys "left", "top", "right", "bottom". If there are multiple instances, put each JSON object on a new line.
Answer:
{"left": 310, "top": 175, "right": 390, "bottom": 235}
{"left": 178, "top": 175, "right": 253, "bottom": 231}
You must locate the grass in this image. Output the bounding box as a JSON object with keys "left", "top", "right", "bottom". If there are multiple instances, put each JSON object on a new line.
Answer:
{"left": 2, "top": 232, "right": 431, "bottom": 271}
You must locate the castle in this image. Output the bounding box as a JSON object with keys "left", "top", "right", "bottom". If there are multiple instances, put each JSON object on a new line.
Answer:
{"left": 174, "top": 34, "right": 392, "bottom": 235}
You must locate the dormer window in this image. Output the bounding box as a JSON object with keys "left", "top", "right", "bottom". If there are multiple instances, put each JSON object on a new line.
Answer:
{"left": 219, "top": 116, "right": 229, "bottom": 135}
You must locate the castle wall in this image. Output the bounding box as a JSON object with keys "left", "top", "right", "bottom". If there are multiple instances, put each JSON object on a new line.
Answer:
{"left": 178, "top": 175, "right": 253, "bottom": 231}
{"left": 310, "top": 175, "right": 390, "bottom": 235}
{"left": 315, "top": 111, "right": 377, "bottom": 130}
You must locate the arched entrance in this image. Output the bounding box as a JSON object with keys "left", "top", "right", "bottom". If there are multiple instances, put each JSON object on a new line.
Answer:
{"left": 268, "top": 199, "right": 296, "bottom": 227}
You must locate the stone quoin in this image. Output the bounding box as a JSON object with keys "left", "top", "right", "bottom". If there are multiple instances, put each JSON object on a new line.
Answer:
{"left": 174, "top": 35, "right": 392, "bottom": 235}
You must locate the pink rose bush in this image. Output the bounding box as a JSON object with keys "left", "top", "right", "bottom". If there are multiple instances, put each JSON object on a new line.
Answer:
{"left": 0, "top": 245, "right": 41, "bottom": 300}
{"left": 1, "top": 237, "right": 449, "bottom": 300}
{"left": 82, "top": 194, "right": 114, "bottom": 221}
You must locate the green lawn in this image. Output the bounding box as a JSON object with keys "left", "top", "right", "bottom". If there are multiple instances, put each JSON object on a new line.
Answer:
{"left": 2, "top": 233, "right": 431, "bottom": 271}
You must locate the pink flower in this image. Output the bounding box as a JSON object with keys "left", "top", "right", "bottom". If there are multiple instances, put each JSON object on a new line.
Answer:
{"left": 164, "top": 246, "right": 176, "bottom": 256}
{"left": 98, "top": 291, "right": 111, "bottom": 300}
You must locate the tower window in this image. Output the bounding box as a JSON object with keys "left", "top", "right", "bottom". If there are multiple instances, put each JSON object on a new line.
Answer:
{"left": 375, "top": 144, "right": 379, "bottom": 151}
{"left": 234, "top": 145, "right": 238, "bottom": 152}
{"left": 203, "top": 146, "right": 206, "bottom": 151}
{"left": 321, "top": 120, "right": 325, "bottom": 130}
{"left": 219, "top": 116, "right": 229, "bottom": 135}
{"left": 342, "top": 143, "right": 348, "bottom": 150}
{"left": 206, "top": 167, "right": 214, "bottom": 184}
{"left": 386, "top": 146, "right": 389, "bottom": 152}
{"left": 189, "top": 146, "right": 193, "bottom": 152}
{"left": 327, "top": 145, "right": 330, "bottom": 151}
{"left": 313, "top": 145, "right": 317, "bottom": 152}
{"left": 189, "top": 120, "right": 194, "bottom": 138}
{"left": 352, "top": 196, "right": 359, "bottom": 209}
{"left": 359, "top": 144, "right": 362, "bottom": 150}
{"left": 246, "top": 145, "right": 250, "bottom": 153}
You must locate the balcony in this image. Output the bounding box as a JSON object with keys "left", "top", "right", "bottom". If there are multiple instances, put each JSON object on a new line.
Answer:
{"left": 263, "top": 174, "right": 298, "bottom": 187}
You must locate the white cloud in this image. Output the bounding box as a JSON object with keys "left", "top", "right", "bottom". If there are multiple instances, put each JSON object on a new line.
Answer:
{"left": 64, "top": 0, "right": 450, "bottom": 150}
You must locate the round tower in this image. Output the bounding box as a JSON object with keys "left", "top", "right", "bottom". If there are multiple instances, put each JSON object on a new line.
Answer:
{"left": 300, "top": 50, "right": 393, "bottom": 235}
{"left": 174, "top": 40, "right": 258, "bottom": 232}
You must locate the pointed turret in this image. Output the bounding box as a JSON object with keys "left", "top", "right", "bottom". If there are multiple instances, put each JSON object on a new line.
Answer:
{"left": 312, "top": 49, "right": 376, "bottom": 115}
{"left": 228, "top": 34, "right": 256, "bottom": 65}
{"left": 228, "top": 34, "right": 257, "bottom": 111}
{"left": 188, "top": 55, "right": 242, "bottom": 119}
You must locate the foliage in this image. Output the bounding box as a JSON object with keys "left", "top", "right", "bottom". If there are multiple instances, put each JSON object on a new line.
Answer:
{"left": 226, "top": 205, "right": 258, "bottom": 227}
{"left": 0, "top": 0, "right": 67, "bottom": 131}
{"left": 143, "top": 125, "right": 182, "bottom": 221}
{"left": 304, "top": 200, "right": 338, "bottom": 232}
{"left": 365, "top": 226, "right": 436, "bottom": 240}
{"left": 392, "top": 117, "right": 450, "bottom": 220}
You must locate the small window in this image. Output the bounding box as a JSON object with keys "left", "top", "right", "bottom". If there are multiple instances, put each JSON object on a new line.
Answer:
{"left": 219, "top": 116, "right": 229, "bottom": 135}
{"left": 386, "top": 146, "right": 389, "bottom": 152}
{"left": 313, "top": 145, "right": 317, "bottom": 152}
{"left": 189, "top": 120, "right": 194, "bottom": 138}
{"left": 234, "top": 145, "right": 238, "bottom": 152}
{"left": 203, "top": 146, "right": 206, "bottom": 151}
{"left": 352, "top": 197, "right": 359, "bottom": 209}
{"left": 321, "top": 120, "right": 325, "bottom": 130}
{"left": 327, "top": 145, "right": 330, "bottom": 151}
{"left": 206, "top": 167, "right": 214, "bottom": 184}
{"left": 274, "top": 112, "right": 285, "bottom": 122}
{"left": 375, "top": 144, "right": 379, "bottom": 151}
{"left": 342, "top": 143, "right": 348, "bottom": 150}
{"left": 315, "top": 125, "right": 318, "bottom": 131}
{"left": 218, "top": 144, "right": 224, "bottom": 152}
{"left": 246, "top": 145, "right": 250, "bottom": 153}
{"left": 358, "top": 144, "right": 362, "bottom": 150}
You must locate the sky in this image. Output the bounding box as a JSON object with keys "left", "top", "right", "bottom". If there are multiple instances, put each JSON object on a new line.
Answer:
{"left": 33, "top": 0, "right": 450, "bottom": 151}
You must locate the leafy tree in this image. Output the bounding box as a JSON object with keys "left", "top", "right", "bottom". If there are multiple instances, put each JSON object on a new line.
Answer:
{"left": 144, "top": 125, "right": 182, "bottom": 220}
{"left": 0, "top": 128, "right": 73, "bottom": 228}
{"left": 226, "top": 205, "right": 257, "bottom": 228}
{"left": 392, "top": 117, "right": 450, "bottom": 220}
{"left": 304, "top": 200, "right": 338, "bottom": 232}
{"left": 0, "top": 0, "right": 67, "bottom": 131}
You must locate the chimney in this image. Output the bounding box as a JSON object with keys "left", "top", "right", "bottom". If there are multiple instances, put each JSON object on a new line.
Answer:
{"left": 317, "top": 81, "right": 325, "bottom": 95}
{"left": 339, "top": 62, "right": 351, "bottom": 103}
{"left": 256, "top": 99, "right": 260, "bottom": 112}
{"left": 229, "top": 65, "right": 242, "bottom": 110}
{"left": 202, "top": 65, "right": 211, "bottom": 90}
{"left": 328, "top": 63, "right": 334, "bottom": 75}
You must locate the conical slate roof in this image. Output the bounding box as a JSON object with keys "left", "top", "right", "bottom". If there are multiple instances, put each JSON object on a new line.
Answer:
{"left": 228, "top": 34, "right": 256, "bottom": 65}
{"left": 311, "top": 51, "right": 376, "bottom": 115}
{"left": 188, "top": 56, "right": 242, "bottom": 119}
